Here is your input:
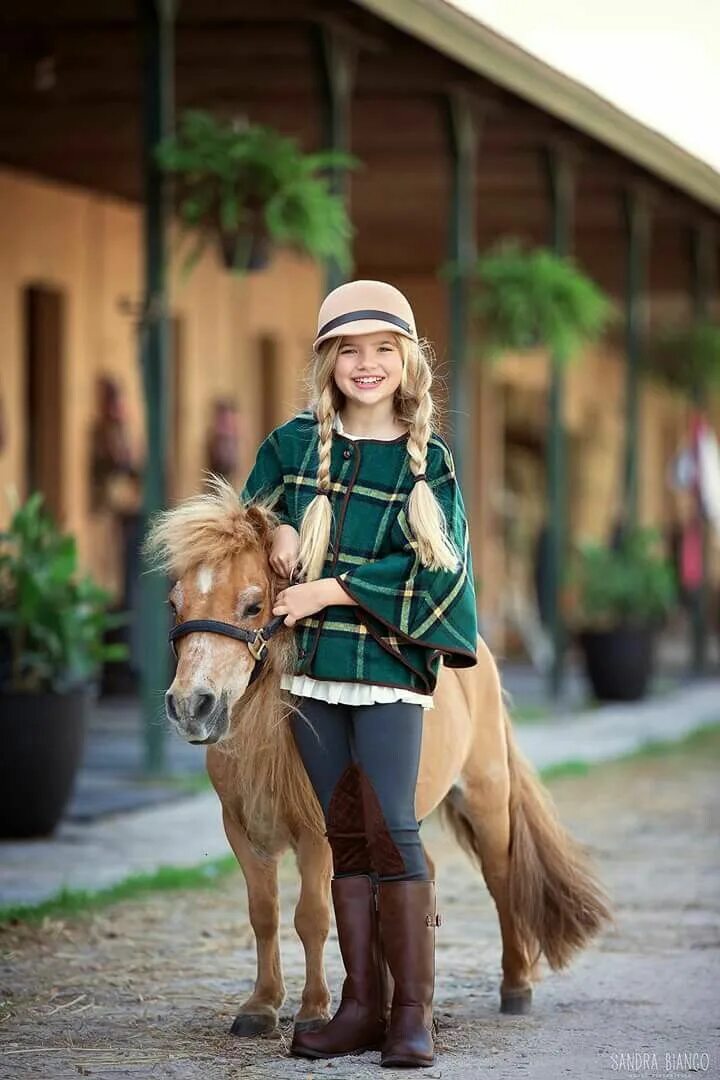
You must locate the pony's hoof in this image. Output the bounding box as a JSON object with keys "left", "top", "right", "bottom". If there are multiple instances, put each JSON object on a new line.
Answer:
{"left": 500, "top": 988, "right": 532, "bottom": 1015}
{"left": 230, "top": 1012, "right": 278, "bottom": 1037}
{"left": 293, "top": 1018, "right": 329, "bottom": 1035}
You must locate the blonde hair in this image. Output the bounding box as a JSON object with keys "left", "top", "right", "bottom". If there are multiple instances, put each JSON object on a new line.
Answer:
{"left": 296, "top": 333, "right": 461, "bottom": 582}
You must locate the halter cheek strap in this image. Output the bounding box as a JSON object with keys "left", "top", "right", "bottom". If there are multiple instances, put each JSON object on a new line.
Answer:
{"left": 168, "top": 571, "right": 301, "bottom": 686}
{"left": 168, "top": 617, "right": 287, "bottom": 687}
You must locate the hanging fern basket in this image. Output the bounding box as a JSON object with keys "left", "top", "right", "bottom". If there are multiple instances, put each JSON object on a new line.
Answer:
{"left": 156, "top": 110, "right": 356, "bottom": 277}
{"left": 462, "top": 240, "right": 613, "bottom": 366}
{"left": 646, "top": 320, "right": 720, "bottom": 399}
{"left": 217, "top": 221, "right": 271, "bottom": 273}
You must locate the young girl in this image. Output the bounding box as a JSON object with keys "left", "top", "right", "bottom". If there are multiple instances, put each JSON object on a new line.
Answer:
{"left": 240, "top": 280, "right": 478, "bottom": 1068}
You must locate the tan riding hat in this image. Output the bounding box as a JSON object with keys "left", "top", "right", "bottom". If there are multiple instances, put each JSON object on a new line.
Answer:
{"left": 313, "top": 279, "right": 418, "bottom": 351}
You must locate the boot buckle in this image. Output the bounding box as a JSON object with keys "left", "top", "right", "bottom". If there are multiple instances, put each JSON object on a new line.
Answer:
{"left": 425, "top": 913, "right": 442, "bottom": 927}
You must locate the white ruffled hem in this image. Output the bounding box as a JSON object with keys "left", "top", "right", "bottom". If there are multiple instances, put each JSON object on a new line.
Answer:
{"left": 280, "top": 673, "right": 434, "bottom": 711}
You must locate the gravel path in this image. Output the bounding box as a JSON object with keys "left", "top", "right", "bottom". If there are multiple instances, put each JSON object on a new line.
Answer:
{"left": 1, "top": 737, "right": 718, "bottom": 1080}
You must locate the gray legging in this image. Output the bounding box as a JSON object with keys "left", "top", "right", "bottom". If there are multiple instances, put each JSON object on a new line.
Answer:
{"left": 289, "top": 698, "right": 429, "bottom": 881}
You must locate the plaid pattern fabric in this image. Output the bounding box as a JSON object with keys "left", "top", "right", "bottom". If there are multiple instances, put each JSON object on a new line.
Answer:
{"left": 239, "top": 410, "right": 478, "bottom": 694}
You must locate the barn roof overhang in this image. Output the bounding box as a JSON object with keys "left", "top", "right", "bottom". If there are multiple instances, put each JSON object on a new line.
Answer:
{"left": 353, "top": 0, "right": 720, "bottom": 214}
{"left": 0, "top": 0, "right": 717, "bottom": 292}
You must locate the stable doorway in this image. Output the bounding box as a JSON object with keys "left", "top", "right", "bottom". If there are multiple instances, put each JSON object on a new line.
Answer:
{"left": 24, "top": 285, "right": 65, "bottom": 522}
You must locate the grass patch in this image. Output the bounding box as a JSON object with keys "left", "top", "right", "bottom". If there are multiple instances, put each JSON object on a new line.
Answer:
{"left": 510, "top": 703, "right": 554, "bottom": 725}
{"left": 541, "top": 721, "right": 720, "bottom": 783}
{"left": 0, "top": 855, "right": 238, "bottom": 928}
{"left": 164, "top": 771, "right": 213, "bottom": 795}
{"left": 134, "top": 770, "right": 212, "bottom": 794}
{"left": 629, "top": 721, "right": 720, "bottom": 759}
{"left": 540, "top": 758, "right": 592, "bottom": 781}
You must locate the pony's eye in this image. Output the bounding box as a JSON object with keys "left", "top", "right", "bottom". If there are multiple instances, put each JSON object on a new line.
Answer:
{"left": 245, "top": 604, "right": 262, "bottom": 617}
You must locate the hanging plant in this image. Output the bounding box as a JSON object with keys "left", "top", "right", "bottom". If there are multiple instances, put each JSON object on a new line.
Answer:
{"left": 156, "top": 110, "right": 357, "bottom": 275}
{"left": 646, "top": 320, "right": 720, "bottom": 399}
{"left": 462, "top": 240, "right": 613, "bottom": 366}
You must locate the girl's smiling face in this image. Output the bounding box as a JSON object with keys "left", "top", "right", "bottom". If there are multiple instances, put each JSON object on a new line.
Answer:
{"left": 332, "top": 332, "right": 403, "bottom": 406}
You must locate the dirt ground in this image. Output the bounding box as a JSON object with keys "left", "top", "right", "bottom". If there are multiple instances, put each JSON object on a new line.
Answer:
{"left": 1, "top": 740, "right": 719, "bottom": 1080}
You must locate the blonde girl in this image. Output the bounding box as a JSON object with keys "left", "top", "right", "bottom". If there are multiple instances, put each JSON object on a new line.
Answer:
{"left": 240, "top": 280, "right": 478, "bottom": 1068}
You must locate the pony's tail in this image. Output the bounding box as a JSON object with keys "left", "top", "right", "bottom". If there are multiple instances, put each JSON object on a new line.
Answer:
{"left": 503, "top": 705, "right": 614, "bottom": 969}
{"left": 439, "top": 705, "right": 614, "bottom": 971}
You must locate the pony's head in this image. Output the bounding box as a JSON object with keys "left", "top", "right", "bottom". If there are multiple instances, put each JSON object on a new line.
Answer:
{"left": 144, "top": 475, "right": 295, "bottom": 745}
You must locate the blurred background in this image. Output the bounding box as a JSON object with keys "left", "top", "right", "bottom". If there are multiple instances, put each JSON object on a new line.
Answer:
{"left": 1, "top": 0, "right": 719, "bottom": 791}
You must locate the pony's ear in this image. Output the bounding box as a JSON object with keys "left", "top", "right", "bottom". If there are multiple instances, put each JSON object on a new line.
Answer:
{"left": 243, "top": 506, "right": 288, "bottom": 600}
{"left": 244, "top": 503, "right": 275, "bottom": 546}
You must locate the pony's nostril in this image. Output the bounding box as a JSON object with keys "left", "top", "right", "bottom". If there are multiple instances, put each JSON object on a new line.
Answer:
{"left": 190, "top": 690, "right": 217, "bottom": 721}
{"left": 165, "top": 692, "right": 179, "bottom": 721}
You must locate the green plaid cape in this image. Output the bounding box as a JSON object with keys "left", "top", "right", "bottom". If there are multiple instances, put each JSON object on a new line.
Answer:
{"left": 239, "top": 410, "right": 478, "bottom": 694}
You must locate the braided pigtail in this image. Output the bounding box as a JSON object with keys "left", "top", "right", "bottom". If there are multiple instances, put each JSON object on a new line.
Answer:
{"left": 296, "top": 339, "right": 342, "bottom": 582}
{"left": 397, "top": 337, "right": 461, "bottom": 572}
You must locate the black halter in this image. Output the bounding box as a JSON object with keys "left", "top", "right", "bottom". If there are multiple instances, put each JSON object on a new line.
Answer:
{"left": 168, "top": 571, "right": 300, "bottom": 688}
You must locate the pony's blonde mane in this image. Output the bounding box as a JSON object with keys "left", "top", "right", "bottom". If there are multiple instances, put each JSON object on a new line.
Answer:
{"left": 296, "top": 332, "right": 461, "bottom": 582}
{"left": 144, "top": 474, "right": 325, "bottom": 840}
{"left": 143, "top": 473, "right": 274, "bottom": 578}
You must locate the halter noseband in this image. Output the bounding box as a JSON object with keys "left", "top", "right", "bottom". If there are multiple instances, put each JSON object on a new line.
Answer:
{"left": 168, "top": 571, "right": 300, "bottom": 688}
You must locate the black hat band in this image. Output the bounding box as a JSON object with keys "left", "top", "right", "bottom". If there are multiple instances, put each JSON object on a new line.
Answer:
{"left": 317, "top": 309, "right": 413, "bottom": 339}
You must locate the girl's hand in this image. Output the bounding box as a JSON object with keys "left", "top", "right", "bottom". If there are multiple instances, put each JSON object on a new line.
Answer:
{"left": 273, "top": 581, "right": 330, "bottom": 627}
{"left": 269, "top": 524, "right": 300, "bottom": 579}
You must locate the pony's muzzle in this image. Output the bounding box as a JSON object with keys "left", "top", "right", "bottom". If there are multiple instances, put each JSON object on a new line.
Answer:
{"left": 165, "top": 687, "right": 228, "bottom": 743}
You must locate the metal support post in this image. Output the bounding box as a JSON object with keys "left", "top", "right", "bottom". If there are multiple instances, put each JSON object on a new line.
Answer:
{"left": 544, "top": 145, "right": 574, "bottom": 699}
{"left": 622, "top": 188, "right": 651, "bottom": 531}
{"left": 689, "top": 224, "right": 716, "bottom": 674}
{"left": 138, "top": 0, "right": 175, "bottom": 773}
{"left": 317, "top": 26, "right": 354, "bottom": 294}
{"left": 446, "top": 92, "right": 479, "bottom": 495}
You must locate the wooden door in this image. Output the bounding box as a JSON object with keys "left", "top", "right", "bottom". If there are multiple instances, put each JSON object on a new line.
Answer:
{"left": 24, "top": 286, "right": 65, "bottom": 522}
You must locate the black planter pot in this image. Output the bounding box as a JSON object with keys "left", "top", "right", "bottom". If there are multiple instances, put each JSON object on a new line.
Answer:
{"left": 578, "top": 625, "right": 655, "bottom": 702}
{"left": 0, "top": 690, "right": 88, "bottom": 838}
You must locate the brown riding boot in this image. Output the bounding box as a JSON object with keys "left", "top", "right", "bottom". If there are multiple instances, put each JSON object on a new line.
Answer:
{"left": 377, "top": 879, "right": 439, "bottom": 1068}
{"left": 290, "top": 874, "right": 387, "bottom": 1058}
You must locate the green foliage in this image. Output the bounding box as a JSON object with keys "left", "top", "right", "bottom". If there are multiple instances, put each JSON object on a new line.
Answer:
{"left": 465, "top": 240, "right": 613, "bottom": 365}
{"left": 570, "top": 526, "right": 677, "bottom": 629}
{"left": 540, "top": 723, "right": 720, "bottom": 783}
{"left": 156, "top": 110, "right": 356, "bottom": 274}
{"left": 0, "top": 855, "right": 238, "bottom": 926}
{"left": 647, "top": 320, "right": 720, "bottom": 398}
{"left": 0, "top": 493, "right": 127, "bottom": 694}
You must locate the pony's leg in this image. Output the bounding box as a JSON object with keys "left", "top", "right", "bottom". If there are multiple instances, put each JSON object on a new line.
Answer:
{"left": 446, "top": 780, "right": 535, "bottom": 1014}
{"left": 292, "top": 828, "right": 333, "bottom": 1032}
{"left": 223, "top": 809, "right": 286, "bottom": 1037}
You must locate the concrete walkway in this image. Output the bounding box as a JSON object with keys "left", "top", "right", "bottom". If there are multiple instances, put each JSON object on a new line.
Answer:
{"left": 1, "top": 679, "right": 718, "bottom": 908}
{"left": 512, "top": 678, "right": 720, "bottom": 770}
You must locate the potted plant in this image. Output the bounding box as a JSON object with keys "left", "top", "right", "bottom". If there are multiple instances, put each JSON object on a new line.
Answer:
{"left": 156, "top": 109, "right": 356, "bottom": 275}
{"left": 570, "top": 527, "right": 677, "bottom": 702}
{"left": 0, "top": 493, "right": 126, "bottom": 837}
{"left": 646, "top": 319, "right": 720, "bottom": 400}
{"left": 463, "top": 239, "right": 613, "bottom": 364}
